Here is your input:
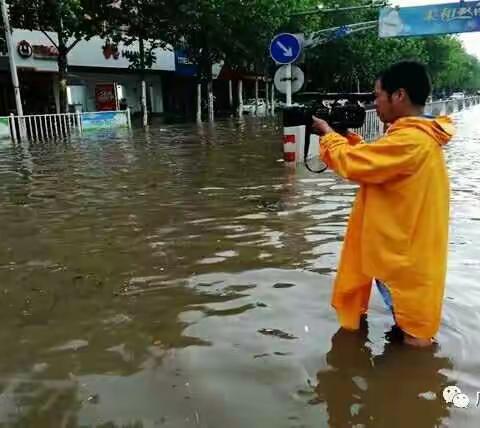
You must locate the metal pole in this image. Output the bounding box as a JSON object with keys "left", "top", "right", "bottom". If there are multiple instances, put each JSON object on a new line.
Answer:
{"left": 290, "top": 2, "right": 386, "bottom": 16}
{"left": 1, "top": 0, "right": 23, "bottom": 117}
{"left": 238, "top": 80, "right": 243, "bottom": 117}
{"left": 286, "top": 64, "right": 292, "bottom": 106}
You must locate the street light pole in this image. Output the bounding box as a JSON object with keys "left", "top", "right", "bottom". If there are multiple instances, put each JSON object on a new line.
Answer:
{"left": 1, "top": 0, "right": 24, "bottom": 117}
{"left": 286, "top": 64, "right": 292, "bottom": 106}
{"left": 290, "top": 1, "right": 387, "bottom": 16}
{"left": 305, "top": 20, "right": 378, "bottom": 48}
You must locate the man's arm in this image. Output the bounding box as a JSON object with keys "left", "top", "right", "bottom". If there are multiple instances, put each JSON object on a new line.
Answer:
{"left": 344, "top": 131, "right": 364, "bottom": 146}
{"left": 320, "top": 129, "right": 428, "bottom": 184}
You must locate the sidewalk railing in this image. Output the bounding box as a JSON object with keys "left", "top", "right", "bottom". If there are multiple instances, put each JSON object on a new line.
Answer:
{"left": 355, "top": 96, "right": 480, "bottom": 141}
{"left": 1, "top": 109, "right": 131, "bottom": 143}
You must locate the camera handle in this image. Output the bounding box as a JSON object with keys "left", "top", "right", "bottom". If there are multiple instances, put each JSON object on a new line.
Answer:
{"left": 304, "top": 122, "right": 328, "bottom": 174}
{"left": 282, "top": 106, "right": 327, "bottom": 173}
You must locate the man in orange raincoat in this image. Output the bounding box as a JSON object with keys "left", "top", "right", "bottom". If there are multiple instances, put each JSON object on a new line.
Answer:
{"left": 312, "top": 61, "right": 454, "bottom": 347}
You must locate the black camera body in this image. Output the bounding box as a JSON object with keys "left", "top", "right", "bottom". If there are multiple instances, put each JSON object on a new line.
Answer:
{"left": 282, "top": 93, "right": 375, "bottom": 173}
{"left": 283, "top": 93, "right": 375, "bottom": 133}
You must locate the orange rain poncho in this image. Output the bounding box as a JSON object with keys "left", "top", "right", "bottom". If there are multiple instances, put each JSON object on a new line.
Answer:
{"left": 320, "top": 116, "right": 455, "bottom": 339}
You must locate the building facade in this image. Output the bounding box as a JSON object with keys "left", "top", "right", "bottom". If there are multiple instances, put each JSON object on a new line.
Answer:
{"left": 0, "top": 29, "right": 175, "bottom": 116}
{"left": 0, "top": 29, "right": 269, "bottom": 120}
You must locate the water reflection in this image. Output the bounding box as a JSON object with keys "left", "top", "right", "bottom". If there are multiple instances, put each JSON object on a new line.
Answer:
{"left": 314, "top": 319, "right": 452, "bottom": 428}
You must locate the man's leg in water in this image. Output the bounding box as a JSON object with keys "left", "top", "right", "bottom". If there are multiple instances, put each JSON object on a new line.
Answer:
{"left": 375, "top": 279, "right": 434, "bottom": 347}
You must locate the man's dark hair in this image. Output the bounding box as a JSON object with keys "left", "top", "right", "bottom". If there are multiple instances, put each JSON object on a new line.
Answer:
{"left": 377, "top": 61, "right": 432, "bottom": 106}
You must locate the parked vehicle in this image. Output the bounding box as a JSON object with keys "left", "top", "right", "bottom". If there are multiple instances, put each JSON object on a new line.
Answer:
{"left": 242, "top": 98, "right": 267, "bottom": 115}
{"left": 451, "top": 92, "right": 465, "bottom": 100}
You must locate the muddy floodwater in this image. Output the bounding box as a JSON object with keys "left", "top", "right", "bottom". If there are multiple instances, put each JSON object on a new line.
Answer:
{"left": 1, "top": 108, "right": 480, "bottom": 427}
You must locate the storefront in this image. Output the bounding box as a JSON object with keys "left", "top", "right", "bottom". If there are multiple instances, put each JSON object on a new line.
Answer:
{"left": 66, "top": 36, "right": 174, "bottom": 114}
{"left": 0, "top": 30, "right": 58, "bottom": 115}
{"left": 1, "top": 29, "right": 175, "bottom": 115}
{"left": 162, "top": 50, "right": 198, "bottom": 120}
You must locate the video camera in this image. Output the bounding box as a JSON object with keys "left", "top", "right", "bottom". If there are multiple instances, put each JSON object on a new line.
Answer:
{"left": 282, "top": 93, "right": 375, "bottom": 172}
{"left": 283, "top": 92, "right": 375, "bottom": 132}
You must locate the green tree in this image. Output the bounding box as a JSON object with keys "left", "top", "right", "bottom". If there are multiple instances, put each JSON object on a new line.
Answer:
{"left": 9, "top": 0, "right": 105, "bottom": 112}
{"left": 176, "top": 0, "right": 305, "bottom": 121}
{"left": 279, "top": 0, "right": 480, "bottom": 94}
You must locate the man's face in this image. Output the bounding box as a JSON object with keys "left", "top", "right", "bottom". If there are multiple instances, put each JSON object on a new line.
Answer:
{"left": 374, "top": 79, "right": 396, "bottom": 124}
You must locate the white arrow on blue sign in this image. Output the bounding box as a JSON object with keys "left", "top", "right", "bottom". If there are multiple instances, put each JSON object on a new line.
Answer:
{"left": 270, "top": 33, "right": 302, "bottom": 64}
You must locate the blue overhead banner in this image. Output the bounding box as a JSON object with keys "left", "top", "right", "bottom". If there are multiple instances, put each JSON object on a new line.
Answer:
{"left": 379, "top": 2, "right": 480, "bottom": 38}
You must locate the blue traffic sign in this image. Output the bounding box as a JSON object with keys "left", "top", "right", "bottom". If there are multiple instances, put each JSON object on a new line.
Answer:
{"left": 270, "top": 33, "right": 302, "bottom": 64}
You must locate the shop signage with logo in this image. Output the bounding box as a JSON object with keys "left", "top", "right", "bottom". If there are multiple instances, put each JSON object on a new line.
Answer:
{"left": 17, "top": 40, "right": 59, "bottom": 60}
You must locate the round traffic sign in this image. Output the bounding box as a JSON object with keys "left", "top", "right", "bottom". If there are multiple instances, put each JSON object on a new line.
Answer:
{"left": 270, "top": 33, "right": 302, "bottom": 65}
{"left": 274, "top": 65, "right": 304, "bottom": 94}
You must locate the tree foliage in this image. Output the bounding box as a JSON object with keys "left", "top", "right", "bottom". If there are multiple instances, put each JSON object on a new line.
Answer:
{"left": 288, "top": 0, "right": 480, "bottom": 93}
{"left": 96, "top": 0, "right": 186, "bottom": 72}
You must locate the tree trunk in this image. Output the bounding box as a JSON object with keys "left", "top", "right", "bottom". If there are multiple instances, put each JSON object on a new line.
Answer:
{"left": 207, "top": 79, "right": 214, "bottom": 122}
{"left": 141, "top": 80, "right": 147, "bottom": 126}
{"left": 238, "top": 80, "right": 243, "bottom": 117}
{"left": 265, "top": 80, "right": 269, "bottom": 113}
{"left": 255, "top": 78, "right": 259, "bottom": 115}
{"left": 57, "top": 42, "right": 68, "bottom": 114}
{"left": 55, "top": 12, "right": 69, "bottom": 114}
{"left": 203, "top": 59, "right": 214, "bottom": 122}
{"left": 228, "top": 80, "right": 233, "bottom": 108}
{"left": 196, "top": 82, "right": 202, "bottom": 123}
{"left": 139, "top": 38, "right": 148, "bottom": 127}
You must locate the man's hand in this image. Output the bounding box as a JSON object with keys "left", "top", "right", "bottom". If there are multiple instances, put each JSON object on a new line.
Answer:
{"left": 312, "top": 116, "right": 334, "bottom": 136}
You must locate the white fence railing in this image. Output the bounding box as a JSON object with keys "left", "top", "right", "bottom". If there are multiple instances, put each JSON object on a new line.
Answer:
{"left": 354, "top": 96, "right": 480, "bottom": 141}
{"left": 1, "top": 109, "right": 132, "bottom": 143}
{"left": 10, "top": 112, "right": 82, "bottom": 142}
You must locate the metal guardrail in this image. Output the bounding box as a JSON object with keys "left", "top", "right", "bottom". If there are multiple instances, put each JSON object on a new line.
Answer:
{"left": 9, "top": 112, "right": 82, "bottom": 143}
{"left": 355, "top": 96, "right": 480, "bottom": 141}
{"left": 1, "top": 109, "right": 132, "bottom": 143}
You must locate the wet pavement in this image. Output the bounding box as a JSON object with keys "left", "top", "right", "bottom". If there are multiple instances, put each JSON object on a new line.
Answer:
{"left": 0, "top": 108, "right": 479, "bottom": 427}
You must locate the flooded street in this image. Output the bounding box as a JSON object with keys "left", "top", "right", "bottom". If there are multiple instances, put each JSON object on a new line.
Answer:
{"left": 1, "top": 107, "right": 480, "bottom": 427}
